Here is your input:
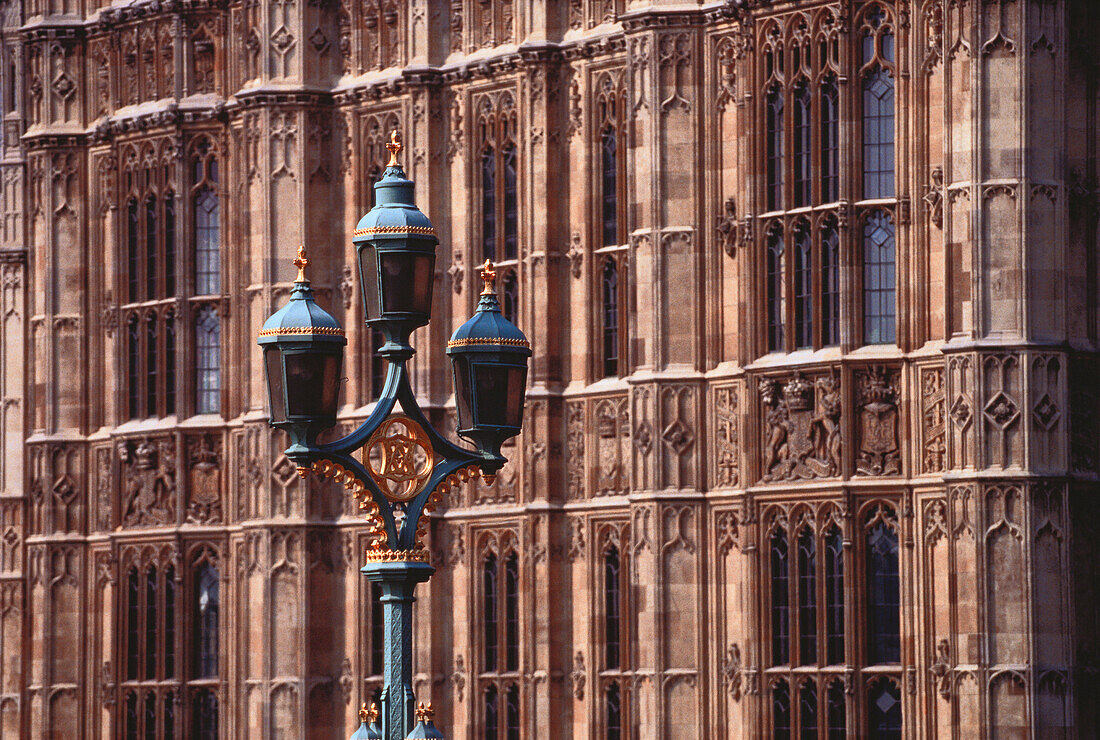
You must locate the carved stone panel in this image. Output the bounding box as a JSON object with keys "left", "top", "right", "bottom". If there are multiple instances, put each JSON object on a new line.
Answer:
{"left": 186, "top": 433, "right": 222, "bottom": 524}
{"left": 565, "top": 400, "right": 586, "bottom": 500}
{"left": 594, "top": 396, "right": 629, "bottom": 496}
{"left": 920, "top": 365, "right": 946, "bottom": 474}
{"left": 758, "top": 372, "right": 841, "bottom": 482}
{"left": 712, "top": 384, "right": 739, "bottom": 488}
{"left": 855, "top": 366, "right": 901, "bottom": 477}
{"left": 119, "top": 437, "right": 176, "bottom": 527}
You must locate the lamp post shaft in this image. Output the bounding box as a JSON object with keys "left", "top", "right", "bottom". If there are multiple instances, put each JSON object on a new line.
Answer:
{"left": 365, "top": 561, "right": 434, "bottom": 740}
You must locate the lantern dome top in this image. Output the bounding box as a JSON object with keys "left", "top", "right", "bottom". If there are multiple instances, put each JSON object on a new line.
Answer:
{"left": 258, "top": 246, "right": 346, "bottom": 346}
{"left": 354, "top": 130, "right": 438, "bottom": 242}
{"left": 446, "top": 260, "right": 531, "bottom": 355}
{"left": 350, "top": 702, "right": 382, "bottom": 740}
{"left": 404, "top": 703, "right": 446, "bottom": 740}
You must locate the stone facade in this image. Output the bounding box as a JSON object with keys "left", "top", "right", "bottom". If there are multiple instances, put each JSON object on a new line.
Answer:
{"left": 2, "top": 0, "right": 1099, "bottom": 737}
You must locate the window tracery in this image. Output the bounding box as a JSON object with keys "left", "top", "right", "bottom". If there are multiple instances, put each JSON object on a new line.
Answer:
{"left": 477, "top": 530, "right": 522, "bottom": 739}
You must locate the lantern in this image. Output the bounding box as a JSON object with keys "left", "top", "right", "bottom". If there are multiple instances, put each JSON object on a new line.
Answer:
{"left": 353, "top": 131, "right": 439, "bottom": 351}
{"left": 257, "top": 247, "right": 346, "bottom": 451}
{"left": 446, "top": 260, "right": 531, "bottom": 460}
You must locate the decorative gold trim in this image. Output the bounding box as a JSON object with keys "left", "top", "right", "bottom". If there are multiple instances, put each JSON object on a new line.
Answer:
{"left": 479, "top": 259, "right": 497, "bottom": 295}
{"left": 310, "top": 459, "right": 389, "bottom": 549}
{"left": 386, "top": 129, "right": 402, "bottom": 166}
{"left": 353, "top": 226, "right": 437, "bottom": 237}
{"left": 257, "top": 326, "right": 346, "bottom": 337}
{"left": 363, "top": 415, "right": 435, "bottom": 502}
{"left": 293, "top": 245, "right": 310, "bottom": 282}
{"left": 446, "top": 336, "right": 531, "bottom": 349}
{"left": 363, "top": 548, "right": 431, "bottom": 563}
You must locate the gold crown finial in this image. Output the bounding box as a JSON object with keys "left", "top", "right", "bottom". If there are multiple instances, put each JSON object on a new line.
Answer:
{"left": 359, "top": 702, "right": 369, "bottom": 723}
{"left": 415, "top": 702, "right": 434, "bottom": 723}
{"left": 386, "top": 129, "right": 403, "bottom": 167}
{"left": 479, "top": 259, "right": 497, "bottom": 296}
{"left": 363, "top": 702, "right": 379, "bottom": 723}
{"left": 293, "top": 245, "right": 310, "bottom": 283}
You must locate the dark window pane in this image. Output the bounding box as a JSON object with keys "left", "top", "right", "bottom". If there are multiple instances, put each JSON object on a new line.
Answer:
{"left": 473, "top": 365, "right": 526, "bottom": 428}
{"left": 127, "top": 567, "right": 140, "bottom": 680}
{"left": 502, "top": 271, "right": 518, "bottom": 325}
{"left": 371, "top": 581, "right": 384, "bottom": 675}
{"left": 868, "top": 679, "right": 902, "bottom": 738}
{"left": 264, "top": 348, "right": 287, "bottom": 423}
{"left": 165, "top": 565, "right": 176, "bottom": 678}
{"left": 793, "top": 83, "right": 811, "bottom": 208}
{"left": 128, "top": 316, "right": 141, "bottom": 420}
{"left": 192, "top": 689, "right": 218, "bottom": 740}
{"left": 825, "top": 526, "right": 844, "bottom": 665}
{"left": 799, "top": 680, "right": 818, "bottom": 740}
{"left": 146, "top": 315, "right": 158, "bottom": 418}
{"left": 862, "top": 64, "right": 895, "bottom": 199}
{"left": 773, "top": 678, "right": 791, "bottom": 740}
{"left": 145, "top": 566, "right": 158, "bottom": 679}
{"left": 283, "top": 353, "right": 340, "bottom": 419}
{"left": 484, "top": 684, "right": 498, "bottom": 740}
{"left": 767, "top": 226, "right": 785, "bottom": 352}
{"left": 794, "top": 226, "right": 813, "bottom": 350}
{"left": 602, "top": 126, "right": 618, "bottom": 246}
{"left": 797, "top": 528, "right": 817, "bottom": 665}
{"left": 606, "top": 683, "right": 622, "bottom": 740}
{"left": 194, "top": 562, "right": 219, "bottom": 678}
{"left": 194, "top": 186, "right": 221, "bottom": 295}
{"left": 125, "top": 692, "right": 138, "bottom": 740}
{"left": 602, "top": 260, "right": 619, "bottom": 377}
{"left": 369, "top": 327, "right": 387, "bottom": 402}
{"left": 195, "top": 306, "right": 221, "bottom": 415}
{"left": 767, "top": 85, "right": 784, "bottom": 211}
{"left": 379, "top": 251, "right": 434, "bottom": 315}
{"left": 605, "top": 546, "right": 621, "bottom": 669}
{"left": 821, "top": 222, "right": 840, "bottom": 347}
{"left": 165, "top": 194, "right": 176, "bottom": 295}
{"left": 165, "top": 315, "right": 176, "bottom": 416}
{"left": 771, "top": 527, "right": 790, "bottom": 665}
{"left": 506, "top": 683, "right": 520, "bottom": 740}
{"left": 146, "top": 195, "right": 157, "bottom": 298}
{"left": 482, "top": 148, "right": 496, "bottom": 261}
{"left": 867, "top": 516, "right": 900, "bottom": 664}
{"left": 484, "top": 554, "right": 498, "bottom": 672}
{"left": 863, "top": 210, "right": 896, "bottom": 345}
{"left": 505, "top": 553, "right": 519, "bottom": 672}
{"left": 164, "top": 692, "right": 175, "bottom": 740}
{"left": 128, "top": 199, "right": 139, "bottom": 302}
{"left": 821, "top": 78, "right": 839, "bottom": 203}
{"left": 144, "top": 690, "right": 156, "bottom": 740}
{"left": 503, "top": 144, "right": 518, "bottom": 261}
{"left": 827, "top": 679, "right": 846, "bottom": 739}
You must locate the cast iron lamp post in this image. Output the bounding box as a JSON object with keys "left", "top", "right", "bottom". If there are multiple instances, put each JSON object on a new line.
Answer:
{"left": 258, "top": 131, "right": 530, "bottom": 740}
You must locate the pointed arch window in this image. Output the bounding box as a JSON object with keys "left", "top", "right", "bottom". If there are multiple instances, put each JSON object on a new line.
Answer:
{"left": 128, "top": 315, "right": 141, "bottom": 419}
{"left": 794, "top": 223, "right": 813, "bottom": 350}
{"left": 505, "top": 683, "right": 520, "bottom": 739}
{"left": 128, "top": 199, "right": 140, "bottom": 302}
{"left": 770, "top": 526, "right": 790, "bottom": 665}
{"left": 604, "top": 544, "right": 622, "bottom": 669}
{"left": 826, "top": 678, "right": 846, "bottom": 739}
{"left": 146, "top": 315, "right": 159, "bottom": 417}
{"left": 502, "top": 144, "right": 518, "bottom": 261}
{"left": 799, "top": 679, "right": 818, "bottom": 738}
{"left": 482, "top": 147, "right": 497, "bottom": 262}
{"left": 478, "top": 97, "right": 519, "bottom": 265}
{"left": 165, "top": 194, "right": 176, "bottom": 295}
{"left": 165, "top": 313, "right": 176, "bottom": 416}
{"left": 504, "top": 552, "right": 519, "bottom": 672}
{"left": 863, "top": 210, "right": 896, "bottom": 345}
{"left": 483, "top": 552, "right": 499, "bottom": 671}
{"left": 192, "top": 688, "right": 218, "bottom": 739}
{"left": 193, "top": 561, "right": 219, "bottom": 678}
{"left": 821, "top": 219, "right": 840, "bottom": 347}
{"left": 145, "top": 195, "right": 158, "bottom": 298}
{"left": 766, "top": 84, "right": 784, "bottom": 211}
{"left": 861, "top": 11, "right": 896, "bottom": 199}
{"left": 601, "top": 125, "right": 618, "bottom": 247}
{"left": 195, "top": 305, "right": 220, "bottom": 415}
{"left": 797, "top": 526, "right": 817, "bottom": 665}
{"left": 766, "top": 224, "right": 785, "bottom": 353}
{"left": 772, "top": 678, "right": 791, "bottom": 739}
{"left": 194, "top": 148, "right": 220, "bottom": 296}
{"left": 484, "top": 684, "right": 499, "bottom": 739}
{"left": 867, "top": 678, "right": 902, "bottom": 737}
{"left": 606, "top": 683, "right": 622, "bottom": 740}
{"left": 824, "top": 525, "right": 844, "bottom": 665}
{"left": 601, "top": 259, "right": 622, "bottom": 377}
{"left": 866, "top": 509, "right": 900, "bottom": 664}
{"left": 820, "top": 76, "right": 839, "bottom": 203}
{"left": 793, "top": 82, "right": 812, "bottom": 208}
{"left": 501, "top": 270, "right": 518, "bottom": 325}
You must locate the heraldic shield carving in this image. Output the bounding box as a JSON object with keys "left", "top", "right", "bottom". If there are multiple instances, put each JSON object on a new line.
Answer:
{"left": 856, "top": 366, "right": 901, "bottom": 477}
{"left": 760, "top": 372, "right": 842, "bottom": 482}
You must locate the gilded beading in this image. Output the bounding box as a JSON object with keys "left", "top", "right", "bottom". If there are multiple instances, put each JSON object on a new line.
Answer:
{"left": 310, "top": 459, "right": 389, "bottom": 549}
{"left": 362, "top": 548, "right": 431, "bottom": 563}
{"left": 445, "top": 337, "right": 531, "bottom": 349}
{"left": 353, "top": 225, "right": 438, "bottom": 237}
{"left": 258, "top": 326, "right": 346, "bottom": 337}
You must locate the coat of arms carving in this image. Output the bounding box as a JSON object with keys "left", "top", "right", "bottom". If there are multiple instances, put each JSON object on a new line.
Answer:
{"left": 856, "top": 366, "right": 901, "bottom": 476}
{"left": 118, "top": 438, "right": 176, "bottom": 526}
{"left": 760, "top": 373, "right": 841, "bottom": 482}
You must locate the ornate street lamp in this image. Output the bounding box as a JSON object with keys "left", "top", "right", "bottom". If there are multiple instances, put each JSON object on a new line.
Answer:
{"left": 258, "top": 131, "right": 530, "bottom": 740}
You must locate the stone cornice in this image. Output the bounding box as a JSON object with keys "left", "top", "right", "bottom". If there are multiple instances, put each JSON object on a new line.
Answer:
{"left": 0, "top": 249, "right": 26, "bottom": 265}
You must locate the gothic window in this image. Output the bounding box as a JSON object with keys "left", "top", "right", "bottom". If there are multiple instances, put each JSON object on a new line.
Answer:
{"left": 766, "top": 223, "right": 785, "bottom": 352}
{"left": 505, "top": 683, "right": 520, "bottom": 739}
{"left": 820, "top": 219, "right": 840, "bottom": 347}
{"left": 793, "top": 82, "right": 811, "bottom": 208}
{"left": 766, "top": 83, "right": 784, "bottom": 211}
{"left": 601, "top": 258, "right": 621, "bottom": 377}
{"left": 370, "top": 581, "right": 385, "bottom": 676}
{"left": 606, "top": 683, "right": 622, "bottom": 740}
{"left": 194, "top": 306, "right": 220, "bottom": 415}
{"left": 794, "top": 222, "right": 813, "bottom": 349}
{"left": 128, "top": 315, "right": 141, "bottom": 419}
{"left": 122, "top": 559, "right": 178, "bottom": 736}
{"left": 193, "top": 561, "right": 218, "bottom": 679}
{"left": 797, "top": 526, "right": 817, "bottom": 665}
{"left": 478, "top": 536, "right": 522, "bottom": 739}
{"left": 193, "top": 142, "right": 220, "bottom": 296}
{"left": 504, "top": 552, "right": 519, "bottom": 671}
{"left": 596, "top": 72, "right": 626, "bottom": 247}
{"left": 501, "top": 270, "right": 518, "bottom": 325}
{"left": 474, "top": 0, "right": 515, "bottom": 48}
{"left": 483, "top": 552, "right": 498, "bottom": 671}
{"left": 192, "top": 688, "right": 218, "bottom": 740}
{"left": 477, "top": 95, "right": 518, "bottom": 266}
{"left": 824, "top": 525, "right": 844, "bottom": 665}
{"left": 772, "top": 678, "right": 791, "bottom": 739}
{"left": 867, "top": 677, "right": 902, "bottom": 737}
{"left": 826, "top": 679, "right": 846, "bottom": 739}
{"left": 862, "top": 210, "right": 896, "bottom": 345}
{"left": 166, "top": 315, "right": 177, "bottom": 418}
{"left": 603, "top": 543, "right": 627, "bottom": 670}
{"left": 865, "top": 507, "right": 900, "bottom": 664}
{"left": 820, "top": 76, "right": 839, "bottom": 203}
{"left": 146, "top": 314, "right": 159, "bottom": 417}
{"left": 146, "top": 194, "right": 158, "bottom": 298}
{"left": 860, "top": 8, "right": 896, "bottom": 200}
{"left": 484, "top": 684, "right": 498, "bottom": 739}
{"left": 165, "top": 194, "right": 176, "bottom": 295}
{"left": 128, "top": 199, "right": 140, "bottom": 302}
{"left": 799, "top": 678, "right": 818, "bottom": 737}
{"left": 769, "top": 526, "right": 790, "bottom": 665}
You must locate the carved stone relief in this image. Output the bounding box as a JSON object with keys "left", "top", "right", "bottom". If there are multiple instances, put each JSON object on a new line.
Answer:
{"left": 920, "top": 366, "right": 946, "bottom": 474}
{"left": 759, "top": 373, "right": 841, "bottom": 482}
{"left": 186, "top": 433, "right": 222, "bottom": 524}
{"left": 594, "top": 396, "right": 629, "bottom": 496}
{"left": 855, "top": 366, "right": 901, "bottom": 477}
{"left": 119, "top": 438, "right": 176, "bottom": 527}
{"left": 565, "top": 401, "right": 585, "bottom": 500}
{"left": 713, "top": 384, "right": 739, "bottom": 488}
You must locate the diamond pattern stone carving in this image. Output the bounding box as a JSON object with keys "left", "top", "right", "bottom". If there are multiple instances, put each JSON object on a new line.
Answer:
{"left": 662, "top": 419, "right": 693, "bottom": 455}
{"left": 949, "top": 395, "right": 971, "bottom": 429}
{"left": 1032, "top": 393, "right": 1060, "bottom": 430}
{"left": 983, "top": 391, "right": 1020, "bottom": 430}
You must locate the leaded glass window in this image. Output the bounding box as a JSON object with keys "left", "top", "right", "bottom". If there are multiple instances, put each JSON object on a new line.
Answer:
{"left": 863, "top": 210, "right": 896, "bottom": 345}
{"left": 606, "top": 683, "right": 622, "bottom": 740}
{"left": 773, "top": 678, "right": 791, "bottom": 739}
{"left": 868, "top": 678, "right": 902, "bottom": 738}
{"left": 826, "top": 679, "right": 846, "bottom": 739}
{"left": 482, "top": 147, "right": 497, "bottom": 261}
{"left": 800, "top": 679, "right": 818, "bottom": 739}
{"left": 605, "top": 545, "right": 621, "bottom": 669}
{"left": 192, "top": 689, "right": 218, "bottom": 740}
{"left": 601, "top": 126, "right": 618, "bottom": 246}
{"left": 146, "top": 315, "right": 158, "bottom": 417}
{"left": 503, "top": 144, "right": 517, "bottom": 261}
{"left": 771, "top": 526, "right": 790, "bottom": 665}
{"left": 602, "top": 259, "right": 619, "bottom": 377}
{"left": 505, "top": 553, "right": 519, "bottom": 672}
{"left": 797, "top": 527, "right": 817, "bottom": 665}
{"left": 820, "top": 220, "right": 840, "bottom": 347}
{"left": 793, "top": 82, "right": 812, "bottom": 208}
{"left": 484, "top": 684, "right": 498, "bottom": 740}
{"left": 501, "top": 270, "right": 518, "bottom": 325}
{"left": 824, "top": 526, "right": 844, "bottom": 665}
{"left": 866, "top": 510, "right": 900, "bottom": 664}
{"left": 194, "top": 562, "right": 219, "bottom": 678}
{"left": 194, "top": 186, "right": 220, "bottom": 295}
{"left": 767, "top": 224, "right": 785, "bottom": 352}
{"left": 483, "top": 553, "right": 498, "bottom": 671}
{"left": 505, "top": 683, "right": 520, "bottom": 740}
{"left": 794, "top": 223, "right": 813, "bottom": 350}
{"left": 195, "top": 305, "right": 220, "bottom": 414}
{"left": 767, "top": 84, "right": 784, "bottom": 211}
{"left": 820, "top": 76, "right": 839, "bottom": 203}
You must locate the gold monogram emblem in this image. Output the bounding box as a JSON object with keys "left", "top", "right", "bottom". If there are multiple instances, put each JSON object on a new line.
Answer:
{"left": 363, "top": 415, "right": 435, "bottom": 501}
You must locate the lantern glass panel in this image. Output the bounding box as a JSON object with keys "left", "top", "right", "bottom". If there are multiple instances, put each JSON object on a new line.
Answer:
{"left": 453, "top": 357, "right": 474, "bottom": 431}
{"left": 284, "top": 351, "right": 341, "bottom": 419}
{"left": 474, "top": 363, "right": 527, "bottom": 428}
{"left": 379, "top": 250, "right": 435, "bottom": 315}
{"left": 264, "top": 347, "right": 287, "bottom": 424}
{"left": 358, "top": 244, "right": 381, "bottom": 321}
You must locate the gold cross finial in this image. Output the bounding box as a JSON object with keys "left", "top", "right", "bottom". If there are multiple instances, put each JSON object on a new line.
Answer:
{"left": 386, "top": 129, "right": 403, "bottom": 167}
{"left": 479, "top": 259, "right": 497, "bottom": 296}
{"left": 415, "top": 702, "right": 434, "bottom": 723}
{"left": 293, "top": 245, "right": 310, "bottom": 283}
{"left": 362, "top": 702, "right": 379, "bottom": 724}
{"left": 359, "top": 702, "right": 369, "bottom": 723}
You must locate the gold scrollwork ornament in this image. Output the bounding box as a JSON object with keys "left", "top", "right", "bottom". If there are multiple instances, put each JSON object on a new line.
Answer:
{"left": 363, "top": 415, "right": 435, "bottom": 502}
